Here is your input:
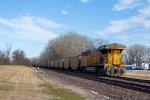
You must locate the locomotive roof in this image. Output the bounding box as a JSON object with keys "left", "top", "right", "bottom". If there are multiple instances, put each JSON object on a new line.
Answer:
{"left": 98, "top": 43, "right": 126, "bottom": 50}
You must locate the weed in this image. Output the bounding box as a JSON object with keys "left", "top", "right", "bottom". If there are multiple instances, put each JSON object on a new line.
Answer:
{"left": 39, "top": 83, "right": 84, "bottom": 100}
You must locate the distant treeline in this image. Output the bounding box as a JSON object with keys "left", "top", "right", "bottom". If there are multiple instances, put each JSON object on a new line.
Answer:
{"left": 0, "top": 44, "right": 30, "bottom": 66}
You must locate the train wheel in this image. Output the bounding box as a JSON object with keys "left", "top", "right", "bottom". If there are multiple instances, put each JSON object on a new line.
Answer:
{"left": 110, "top": 68, "right": 114, "bottom": 76}
{"left": 106, "top": 68, "right": 110, "bottom": 76}
{"left": 120, "top": 68, "right": 125, "bottom": 76}
{"left": 83, "top": 67, "right": 86, "bottom": 73}
{"left": 114, "top": 68, "right": 118, "bottom": 77}
{"left": 98, "top": 68, "right": 106, "bottom": 76}
{"left": 80, "top": 67, "right": 86, "bottom": 73}
{"left": 117, "top": 68, "right": 121, "bottom": 77}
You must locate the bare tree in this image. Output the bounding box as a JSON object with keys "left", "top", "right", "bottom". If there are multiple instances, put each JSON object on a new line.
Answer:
{"left": 124, "top": 44, "right": 150, "bottom": 69}
{"left": 38, "top": 32, "right": 108, "bottom": 64}
{"left": 12, "top": 49, "right": 30, "bottom": 66}
{"left": 5, "top": 44, "right": 11, "bottom": 64}
{"left": 89, "top": 38, "right": 109, "bottom": 50}
{"left": 39, "top": 32, "right": 91, "bottom": 62}
{"left": 145, "top": 47, "right": 150, "bottom": 63}
{"left": 0, "top": 44, "right": 11, "bottom": 65}
{"left": 0, "top": 50, "right": 6, "bottom": 64}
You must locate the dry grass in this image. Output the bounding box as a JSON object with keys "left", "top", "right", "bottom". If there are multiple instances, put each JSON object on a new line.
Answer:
{"left": 124, "top": 70, "right": 150, "bottom": 80}
{"left": 0, "top": 65, "right": 51, "bottom": 100}
{"left": 0, "top": 65, "right": 83, "bottom": 100}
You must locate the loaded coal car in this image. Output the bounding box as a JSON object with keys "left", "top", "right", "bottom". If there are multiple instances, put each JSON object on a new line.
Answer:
{"left": 51, "top": 61, "right": 54, "bottom": 68}
{"left": 54, "top": 60, "right": 59, "bottom": 69}
{"left": 56, "top": 60, "right": 60, "bottom": 69}
{"left": 40, "top": 63, "right": 47, "bottom": 68}
{"left": 49, "top": 61, "right": 54, "bottom": 68}
{"left": 64, "top": 58, "right": 70, "bottom": 70}
{"left": 59, "top": 59, "right": 64, "bottom": 69}
{"left": 47, "top": 62, "right": 50, "bottom": 68}
{"left": 70, "top": 56, "right": 83, "bottom": 70}
{"left": 80, "top": 56, "right": 87, "bottom": 72}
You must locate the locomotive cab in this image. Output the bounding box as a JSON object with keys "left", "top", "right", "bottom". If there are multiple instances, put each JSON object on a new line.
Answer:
{"left": 99, "top": 43, "right": 126, "bottom": 76}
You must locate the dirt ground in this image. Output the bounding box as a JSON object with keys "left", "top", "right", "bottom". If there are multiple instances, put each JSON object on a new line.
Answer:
{"left": 0, "top": 65, "right": 85, "bottom": 100}
{"left": 125, "top": 70, "right": 150, "bottom": 80}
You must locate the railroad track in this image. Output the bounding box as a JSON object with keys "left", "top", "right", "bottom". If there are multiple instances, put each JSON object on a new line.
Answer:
{"left": 41, "top": 68, "right": 150, "bottom": 94}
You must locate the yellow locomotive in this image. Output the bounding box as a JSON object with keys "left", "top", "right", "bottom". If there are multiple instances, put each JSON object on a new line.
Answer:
{"left": 81, "top": 43, "right": 127, "bottom": 76}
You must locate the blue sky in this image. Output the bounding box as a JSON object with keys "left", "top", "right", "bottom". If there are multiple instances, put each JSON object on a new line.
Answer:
{"left": 0, "top": 0, "right": 150, "bottom": 58}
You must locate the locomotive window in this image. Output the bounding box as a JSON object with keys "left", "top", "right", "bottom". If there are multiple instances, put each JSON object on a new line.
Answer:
{"left": 112, "top": 50, "right": 120, "bottom": 53}
{"left": 120, "top": 50, "right": 122, "bottom": 53}
{"left": 101, "top": 50, "right": 108, "bottom": 54}
{"left": 114, "top": 50, "right": 118, "bottom": 53}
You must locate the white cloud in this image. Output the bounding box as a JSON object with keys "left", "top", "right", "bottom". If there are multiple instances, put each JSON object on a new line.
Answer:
{"left": 0, "top": 16, "right": 64, "bottom": 42}
{"left": 61, "top": 10, "right": 68, "bottom": 15}
{"left": 115, "top": 34, "right": 130, "bottom": 42}
{"left": 98, "top": 5, "right": 150, "bottom": 34}
{"left": 26, "top": 12, "right": 31, "bottom": 16}
{"left": 113, "top": 0, "right": 139, "bottom": 11}
{"left": 96, "top": 2, "right": 150, "bottom": 44}
{"left": 80, "top": 0, "right": 92, "bottom": 3}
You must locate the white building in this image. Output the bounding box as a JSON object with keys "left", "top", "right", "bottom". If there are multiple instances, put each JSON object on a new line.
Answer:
{"left": 130, "top": 63, "right": 150, "bottom": 70}
{"left": 140, "top": 63, "right": 150, "bottom": 70}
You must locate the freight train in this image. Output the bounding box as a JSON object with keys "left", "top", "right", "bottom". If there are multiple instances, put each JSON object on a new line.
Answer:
{"left": 36, "top": 43, "right": 127, "bottom": 76}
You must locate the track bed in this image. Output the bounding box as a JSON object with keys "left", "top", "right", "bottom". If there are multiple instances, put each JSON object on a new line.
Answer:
{"left": 41, "top": 68, "right": 150, "bottom": 100}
